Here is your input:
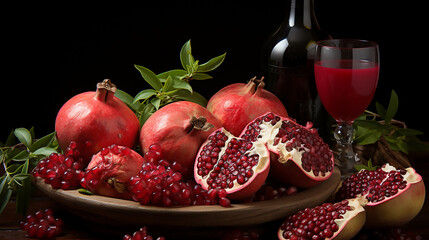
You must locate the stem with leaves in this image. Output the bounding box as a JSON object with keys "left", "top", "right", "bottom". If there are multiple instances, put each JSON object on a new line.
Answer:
{"left": 0, "top": 128, "right": 58, "bottom": 215}
{"left": 115, "top": 40, "right": 226, "bottom": 126}
{"left": 354, "top": 90, "right": 429, "bottom": 154}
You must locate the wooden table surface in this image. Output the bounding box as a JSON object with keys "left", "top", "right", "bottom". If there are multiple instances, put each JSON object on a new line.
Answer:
{"left": 1, "top": 151, "right": 428, "bottom": 240}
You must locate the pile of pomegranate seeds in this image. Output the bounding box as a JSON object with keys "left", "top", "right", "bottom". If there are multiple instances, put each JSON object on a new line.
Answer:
{"left": 129, "top": 144, "right": 231, "bottom": 207}
{"left": 279, "top": 200, "right": 352, "bottom": 240}
{"left": 123, "top": 226, "right": 165, "bottom": 240}
{"left": 19, "top": 209, "right": 63, "bottom": 239}
{"left": 32, "top": 141, "right": 85, "bottom": 190}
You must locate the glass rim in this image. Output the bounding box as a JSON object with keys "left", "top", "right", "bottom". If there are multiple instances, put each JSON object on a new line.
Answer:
{"left": 316, "top": 39, "right": 379, "bottom": 49}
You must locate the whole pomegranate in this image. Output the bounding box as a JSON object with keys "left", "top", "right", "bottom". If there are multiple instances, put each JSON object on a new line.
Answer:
{"left": 194, "top": 112, "right": 334, "bottom": 199}
{"left": 81, "top": 145, "right": 146, "bottom": 200}
{"left": 55, "top": 79, "right": 140, "bottom": 164}
{"left": 335, "top": 163, "right": 425, "bottom": 228}
{"left": 207, "top": 77, "right": 288, "bottom": 136}
{"left": 140, "top": 101, "right": 222, "bottom": 175}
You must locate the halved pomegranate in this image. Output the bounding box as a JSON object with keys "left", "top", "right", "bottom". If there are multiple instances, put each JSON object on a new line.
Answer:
{"left": 278, "top": 198, "right": 366, "bottom": 240}
{"left": 240, "top": 113, "right": 334, "bottom": 188}
{"left": 335, "top": 163, "right": 425, "bottom": 228}
{"left": 194, "top": 128, "right": 270, "bottom": 200}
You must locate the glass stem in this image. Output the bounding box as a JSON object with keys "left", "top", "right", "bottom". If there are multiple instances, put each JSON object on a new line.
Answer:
{"left": 334, "top": 121, "right": 360, "bottom": 179}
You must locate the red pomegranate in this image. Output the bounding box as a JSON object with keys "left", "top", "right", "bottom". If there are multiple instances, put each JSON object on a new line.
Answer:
{"left": 55, "top": 79, "right": 140, "bottom": 164}
{"left": 278, "top": 198, "right": 366, "bottom": 240}
{"left": 207, "top": 77, "right": 288, "bottom": 136}
{"left": 335, "top": 163, "right": 425, "bottom": 228}
{"left": 140, "top": 101, "right": 222, "bottom": 175}
{"left": 81, "top": 145, "right": 146, "bottom": 200}
{"left": 240, "top": 112, "right": 334, "bottom": 188}
{"left": 194, "top": 128, "right": 271, "bottom": 200}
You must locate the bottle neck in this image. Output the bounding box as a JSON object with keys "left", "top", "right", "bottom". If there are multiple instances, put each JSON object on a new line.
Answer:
{"left": 286, "top": 0, "right": 319, "bottom": 29}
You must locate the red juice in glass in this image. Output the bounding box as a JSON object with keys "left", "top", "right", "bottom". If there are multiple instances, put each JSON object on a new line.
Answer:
{"left": 314, "top": 59, "right": 379, "bottom": 123}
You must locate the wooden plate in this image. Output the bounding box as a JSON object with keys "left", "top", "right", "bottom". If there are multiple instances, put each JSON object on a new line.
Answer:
{"left": 34, "top": 167, "right": 340, "bottom": 228}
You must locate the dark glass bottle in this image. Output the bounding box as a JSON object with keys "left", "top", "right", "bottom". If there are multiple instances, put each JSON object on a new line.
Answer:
{"left": 261, "top": 0, "right": 331, "bottom": 138}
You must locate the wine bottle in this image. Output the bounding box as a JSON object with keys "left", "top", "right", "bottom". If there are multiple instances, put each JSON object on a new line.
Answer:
{"left": 261, "top": 0, "right": 331, "bottom": 138}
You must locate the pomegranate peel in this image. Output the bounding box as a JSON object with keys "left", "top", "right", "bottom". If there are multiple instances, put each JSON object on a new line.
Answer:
{"left": 335, "top": 163, "right": 425, "bottom": 228}
{"left": 194, "top": 128, "right": 270, "bottom": 200}
{"left": 81, "top": 145, "right": 146, "bottom": 200}
{"left": 278, "top": 198, "right": 366, "bottom": 240}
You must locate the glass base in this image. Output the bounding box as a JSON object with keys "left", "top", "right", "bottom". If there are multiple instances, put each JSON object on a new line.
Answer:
{"left": 334, "top": 122, "right": 362, "bottom": 180}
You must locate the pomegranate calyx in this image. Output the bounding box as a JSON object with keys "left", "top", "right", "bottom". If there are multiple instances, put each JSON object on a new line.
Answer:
{"left": 107, "top": 177, "right": 127, "bottom": 193}
{"left": 95, "top": 79, "right": 117, "bottom": 102}
{"left": 188, "top": 116, "right": 215, "bottom": 132}
{"left": 245, "top": 76, "right": 265, "bottom": 95}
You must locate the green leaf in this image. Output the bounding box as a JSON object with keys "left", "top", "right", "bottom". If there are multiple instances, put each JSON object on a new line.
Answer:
{"left": 134, "top": 65, "right": 163, "bottom": 91}
{"left": 353, "top": 119, "right": 383, "bottom": 130}
{"left": 396, "top": 128, "right": 423, "bottom": 136}
{"left": 5, "top": 129, "right": 17, "bottom": 147}
{"left": 11, "top": 150, "right": 30, "bottom": 162}
{"left": 32, "top": 147, "right": 57, "bottom": 157}
{"left": 174, "top": 90, "right": 208, "bottom": 107}
{"left": 139, "top": 103, "right": 156, "bottom": 126}
{"left": 192, "top": 73, "right": 213, "bottom": 80}
{"left": 134, "top": 89, "right": 157, "bottom": 103}
{"left": 78, "top": 188, "right": 94, "bottom": 195}
{"left": 355, "top": 129, "right": 382, "bottom": 145}
{"left": 354, "top": 159, "right": 378, "bottom": 171}
{"left": 157, "top": 69, "right": 188, "bottom": 81}
{"left": 151, "top": 98, "right": 161, "bottom": 110}
{"left": 0, "top": 175, "right": 13, "bottom": 215}
{"left": 16, "top": 177, "right": 31, "bottom": 215}
{"left": 163, "top": 75, "right": 173, "bottom": 92}
{"left": 30, "top": 132, "right": 56, "bottom": 152}
{"left": 197, "top": 53, "right": 227, "bottom": 72}
{"left": 14, "top": 128, "right": 32, "bottom": 149}
{"left": 180, "top": 40, "right": 194, "bottom": 70}
{"left": 375, "top": 102, "right": 386, "bottom": 119}
{"left": 384, "top": 90, "right": 399, "bottom": 124}
{"left": 171, "top": 78, "right": 193, "bottom": 93}
{"left": 114, "top": 89, "right": 141, "bottom": 112}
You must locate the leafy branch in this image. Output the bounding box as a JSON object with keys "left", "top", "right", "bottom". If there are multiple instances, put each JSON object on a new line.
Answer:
{"left": 0, "top": 128, "right": 58, "bottom": 215}
{"left": 354, "top": 90, "right": 429, "bottom": 154}
{"left": 115, "top": 40, "right": 226, "bottom": 126}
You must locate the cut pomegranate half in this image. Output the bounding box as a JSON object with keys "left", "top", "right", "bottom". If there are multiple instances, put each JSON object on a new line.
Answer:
{"left": 335, "top": 163, "right": 425, "bottom": 228}
{"left": 194, "top": 128, "right": 270, "bottom": 200}
{"left": 240, "top": 113, "right": 335, "bottom": 188}
{"left": 278, "top": 198, "right": 366, "bottom": 240}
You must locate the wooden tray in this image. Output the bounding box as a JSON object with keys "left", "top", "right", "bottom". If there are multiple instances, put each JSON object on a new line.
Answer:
{"left": 34, "top": 167, "right": 340, "bottom": 228}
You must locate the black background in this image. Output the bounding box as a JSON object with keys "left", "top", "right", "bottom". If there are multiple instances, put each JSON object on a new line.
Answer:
{"left": 1, "top": 1, "right": 427, "bottom": 141}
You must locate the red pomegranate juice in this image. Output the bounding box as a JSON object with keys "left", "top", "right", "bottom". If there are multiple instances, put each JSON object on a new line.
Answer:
{"left": 314, "top": 60, "right": 379, "bottom": 123}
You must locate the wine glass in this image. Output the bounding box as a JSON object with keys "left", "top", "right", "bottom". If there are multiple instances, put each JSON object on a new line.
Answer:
{"left": 314, "top": 39, "right": 380, "bottom": 179}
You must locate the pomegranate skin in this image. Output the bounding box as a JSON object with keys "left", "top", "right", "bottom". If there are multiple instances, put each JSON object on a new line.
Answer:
{"left": 55, "top": 80, "right": 140, "bottom": 164}
{"left": 83, "top": 145, "right": 146, "bottom": 200}
{"left": 140, "top": 101, "right": 222, "bottom": 175}
{"left": 207, "top": 77, "right": 288, "bottom": 136}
